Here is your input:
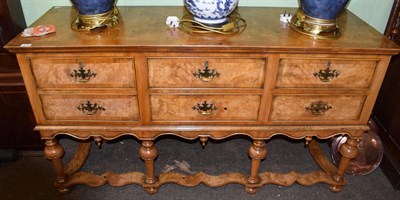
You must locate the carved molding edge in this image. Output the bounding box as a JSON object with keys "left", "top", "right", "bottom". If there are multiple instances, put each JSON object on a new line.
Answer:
{"left": 37, "top": 125, "right": 366, "bottom": 141}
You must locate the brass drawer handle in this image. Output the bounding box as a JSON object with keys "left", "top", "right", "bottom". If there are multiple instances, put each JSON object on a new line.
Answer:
{"left": 313, "top": 62, "right": 340, "bottom": 82}
{"left": 306, "top": 100, "right": 332, "bottom": 115}
{"left": 193, "top": 61, "right": 220, "bottom": 82}
{"left": 192, "top": 101, "right": 217, "bottom": 115}
{"left": 77, "top": 101, "right": 105, "bottom": 115}
{"left": 70, "top": 62, "right": 97, "bottom": 83}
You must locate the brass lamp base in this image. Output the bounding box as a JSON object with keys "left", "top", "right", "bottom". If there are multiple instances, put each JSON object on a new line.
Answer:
{"left": 290, "top": 9, "right": 341, "bottom": 39}
{"left": 72, "top": 7, "right": 119, "bottom": 31}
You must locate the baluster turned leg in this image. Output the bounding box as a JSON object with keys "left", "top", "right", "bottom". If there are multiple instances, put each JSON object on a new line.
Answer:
{"left": 246, "top": 140, "right": 267, "bottom": 194}
{"left": 330, "top": 138, "right": 359, "bottom": 192}
{"left": 140, "top": 140, "right": 159, "bottom": 194}
{"left": 44, "top": 139, "right": 69, "bottom": 193}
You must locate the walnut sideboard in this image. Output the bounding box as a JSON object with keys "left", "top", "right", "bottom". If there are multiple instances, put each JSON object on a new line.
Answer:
{"left": 5, "top": 6, "right": 399, "bottom": 194}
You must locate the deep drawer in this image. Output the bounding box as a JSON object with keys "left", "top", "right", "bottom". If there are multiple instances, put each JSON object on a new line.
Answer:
{"left": 40, "top": 94, "right": 139, "bottom": 121}
{"left": 269, "top": 95, "right": 366, "bottom": 122}
{"left": 148, "top": 58, "right": 266, "bottom": 88}
{"left": 276, "top": 58, "right": 377, "bottom": 88}
{"left": 150, "top": 95, "right": 261, "bottom": 121}
{"left": 31, "top": 57, "right": 136, "bottom": 88}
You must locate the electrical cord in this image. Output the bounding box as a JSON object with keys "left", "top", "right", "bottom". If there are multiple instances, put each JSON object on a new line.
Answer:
{"left": 179, "top": 11, "right": 246, "bottom": 34}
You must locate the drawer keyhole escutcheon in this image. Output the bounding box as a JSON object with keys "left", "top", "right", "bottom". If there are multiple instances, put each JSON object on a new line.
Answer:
{"left": 70, "top": 62, "right": 97, "bottom": 83}
{"left": 306, "top": 100, "right": 332, "bottom": 115}
{"left": 77, "top": 101, "right": 105, "bottom": 115}
{"left": 192, "top": 101, "right": 217, "bottom": 115}
{"left": 313, "top": 62, "right": 340, "bottom": 82}
{"left": 193, "top": 61, "right": 220, "bottom": 82}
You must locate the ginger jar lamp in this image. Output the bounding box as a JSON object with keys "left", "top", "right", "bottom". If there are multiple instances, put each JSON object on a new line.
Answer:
{"left": 71, "top": 0, "right": 119, "bottom": 31}
{"left": 184, "top": 0, "right": 239, "bottom": 25}
{"left": 290, "top": 0, "right": 350, "bottom": 39}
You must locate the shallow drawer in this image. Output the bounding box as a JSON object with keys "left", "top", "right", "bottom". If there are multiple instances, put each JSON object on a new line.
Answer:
{"left": 150, "top": 95, "right": 261, "bottom": 121}
{"left": 40, "top": 94, "right": 139, "bottom": 121}
{"left": 276, "top": 58, "right": 377, "bottom": 88}
{"left": 269, "top": 95, "right": 366, "bottom": 122}
{"left": 31, "top": 58, "right": 136, "bottom": 88}
{"left": 148, "top": 58, "right": 266, "bottom": 88}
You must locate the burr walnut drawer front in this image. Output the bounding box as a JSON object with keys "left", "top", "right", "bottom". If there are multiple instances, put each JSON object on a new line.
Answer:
{"left": 147, "top": 58, "right": 266, "bottom": 88}
{"left": 40, "top": 94, "right": 139, "bottom": 121}
{"left": 150, "top": 95, "right": 261, "bottom": 121}
{"left": 276, "top": 58, "right": 377, "bottom": 88}
{"left": 269, "top": 95, "right": 366, "bottom": 122}
{"left": 30, "top": 57, "right": 136, "bottom": 88}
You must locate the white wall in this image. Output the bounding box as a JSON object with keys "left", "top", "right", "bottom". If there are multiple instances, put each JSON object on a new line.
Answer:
{"left": 21, "top": 0, "right": 393, "bottom": 33}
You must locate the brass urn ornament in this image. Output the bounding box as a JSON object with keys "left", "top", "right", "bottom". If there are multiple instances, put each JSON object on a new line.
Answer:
{"left": 71, "top": 0, "right": 119, "bottom": 31}
{"left": 290, "top": 0, "right": 350, "bottom": 39}
{"left": 330, "top": 120, "right": 384, "bottom": 176}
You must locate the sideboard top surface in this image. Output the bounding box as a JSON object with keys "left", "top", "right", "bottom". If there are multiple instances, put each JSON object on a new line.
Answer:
{"left": 5, "top": 6, "right": 399, "bottom": 54}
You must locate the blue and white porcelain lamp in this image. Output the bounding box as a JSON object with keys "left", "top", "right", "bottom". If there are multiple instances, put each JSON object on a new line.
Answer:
{"left": 184, "top": 0, "right": 239, "bottom": 25}
{"left": 71, "top": 0, "right": 119, "bottom": 30}
{"left": 290, "top": 0, "right": 350, "bottom": 39}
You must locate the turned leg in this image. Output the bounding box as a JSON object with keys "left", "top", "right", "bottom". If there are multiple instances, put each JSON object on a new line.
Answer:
{"left": 330, "top": 138, "right": 359, "bottom": 192}
{"left": 44, "top": 139, "right": 69, "bottom": 193}
{"left": 246, "top": 140, "right": 267, "bottom": 194}
{"left": 139, "top": 140, "right": 158, "bottom": 194}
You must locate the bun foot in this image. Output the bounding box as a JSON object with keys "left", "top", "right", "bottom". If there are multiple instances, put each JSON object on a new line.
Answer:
{"left": 329, "top": 185, "right": 342, "bottom": 192}
{"left": 57, "top": 187, "right": 71, "bottom": 194}
{"left": 245, "top": 187, "right": 258, "bottom": 194}
{"left": 145, "top": 186, "right": 159, "bottom": 195}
